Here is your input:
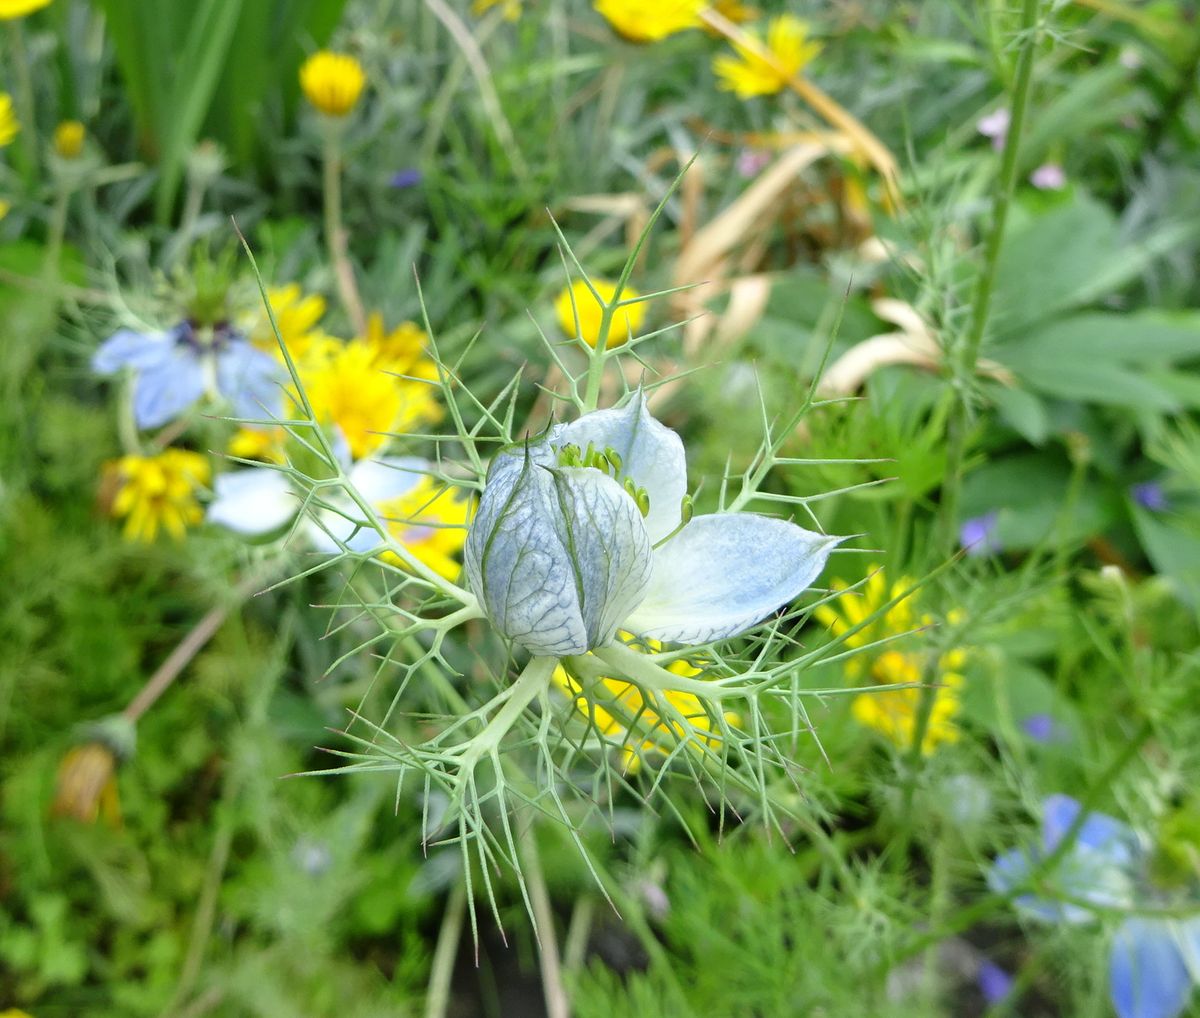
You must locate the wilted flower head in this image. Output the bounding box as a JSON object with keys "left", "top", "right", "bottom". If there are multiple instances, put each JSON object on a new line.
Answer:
{"left": 53, "top": 119, "right": 85, "bottom": 159}
{"left": 594, "top": 0, "right": 702, "bottom": 42}
{"left": 815, "top": 568, "right": 965, "bottom": 755}
{"left": 0, "top": 0, "right": 51, "bottom": 18}
{"left": 989, "top": 795, "right": 1200, "bottom": 1018}
{"left": 93, "top": 319, "right": 283, "bottom": 430}
{"left": 554, "top": 278, "right": 646, "bottom": 350}
{"left": 713, "top": 16, "right": 821, "bottom": 99}
{"left": 300, "top": 50, "right": 366, "bottom": 117}
{"left": 465, "top": 393, "right": 838, "bottom": 657}
{"left": 0, "top": 93, "right": 18, "bottom": 148}
{"left": 105, "top": 448, "right": 211, "bottom": 542}
{"left": 52, "top": 743, "right": 120, "bottom": 824}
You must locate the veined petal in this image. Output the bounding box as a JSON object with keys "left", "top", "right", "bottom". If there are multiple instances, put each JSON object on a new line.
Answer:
{"left": 216, "top": 340, "right": 284, "bottom": 421}
{"left": 1111, "top": 918, "right": 1193, "bottom": 1018}
{"left": 207, "top": 468, "right": 297, "bottom": 536}
{"left": 552, "top": 391, "right": 687, "bottom": 544}
{"left": 624, "top": 513, "right": 838, "bottom": 644}
{"left": 1043, "top": 794, "right": 1138, "bottom": 868}
{"left": 465, "top": 449, "right": 652, "bottom": 656}
{"left": 132, "top": 346, "right": 208, "bottom": 429}
{"left": 92, "top": 328, "right": 173, "bottom": 374}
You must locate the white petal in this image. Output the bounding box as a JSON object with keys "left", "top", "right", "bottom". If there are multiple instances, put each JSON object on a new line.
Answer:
{"left": 308, "top": 458, "right": 429, "bottom": 554}
{"left": 348, "top": 456, "right": 427, "bottom": 505}
{"left": 625, "top": 513, "right": 840, "bottom": 644}
{"left": 207, "top": 469, "right": 297, "bottom": 536}
{"left": 93, "top": 328, "right": 173, "bottom": 374}
{"left": 465, "top": 450, "right": 651, "bottom": 656}
{"left": 552, "top": 391, "right": 687, "bottom": 544}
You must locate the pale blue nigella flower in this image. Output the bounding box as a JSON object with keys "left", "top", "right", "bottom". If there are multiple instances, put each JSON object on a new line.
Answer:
{"left": 93, "top": 320, "right": 283, "bottom": 430}
{"left": 988, "top": 794, "right": 1200, "bottom": 1018}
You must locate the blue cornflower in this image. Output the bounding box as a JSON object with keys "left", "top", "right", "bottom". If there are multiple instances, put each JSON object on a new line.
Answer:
{"left": 989, "top": 795, "right": 1200, "bottom": 1018}
{"left": 93, "top": 320, "right": 283, "bottom": 430}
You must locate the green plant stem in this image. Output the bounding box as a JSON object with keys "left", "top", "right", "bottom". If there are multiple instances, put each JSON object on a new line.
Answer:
{"left": 518, "top": 811, "right": 571, "bottom": 1018}
{"left": 44, "top": 186, "right": 71, "bottom": 278}
{"left": 7, "top": 19, "right": 38, "bottom": 185}
{"left": 876, "top": 715, "right": 1154, "bottom": 976}
{"left": 321, "top": 128, "right": 366, "bottom": 335}
{"left": 424, "top": 880, "right": 467, "bottom": 1018}
{"left": 940, "top": 0, "right": 1043, "bottom": 553}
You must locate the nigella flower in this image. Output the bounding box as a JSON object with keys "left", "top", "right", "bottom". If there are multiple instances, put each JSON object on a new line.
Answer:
{"left": 465, "top": 393, "right": 839, "bottom": 656}
{"left": 1131, "top": 481, "right": 1169, "bottom": 513}
{"left": 960, "top": 510, "right": 1001, "bottom": 557}
{"left": 93, "top": 320, "right": 283, "bottom": 430}
{"left": 989, "top": 795, "right": 1200, "bottom": 1018}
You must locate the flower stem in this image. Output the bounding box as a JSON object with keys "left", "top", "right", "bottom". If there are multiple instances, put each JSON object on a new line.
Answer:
{"left": 940, "top": 0, "right": 1044, "bottom": 553}
{"left": 424, "top": 880, "right": 467, "bottom": 1018}
{"left": 321, "top": 128, "right": 366, "bottom": 335}
{"left": 518, "top": 809, "right": 571, "bottom": 1018}
{"left": 7, "top": 19, "right": 38, "bottom": 185}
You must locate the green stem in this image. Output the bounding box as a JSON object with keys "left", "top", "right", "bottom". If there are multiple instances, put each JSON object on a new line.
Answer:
{"left": 424, "top": 880, "right": 466, "bottom": 1018}
{"left": 321, "top": 127, "right": 366, "bottom": 335}
{"left": 518, "top": 811, "right": 571, "bottom": 1018}
{"left": 7, "top": 19, "right": 38, "bottom": 185}
{"left": 44, "top": 186, "right": 70, "bottom": 278}
{"left": 940, "top": 0, "right": 1044, "bottom": 553}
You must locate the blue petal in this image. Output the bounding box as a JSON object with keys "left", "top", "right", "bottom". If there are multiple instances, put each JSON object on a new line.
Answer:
{"left": 1111, "top": 918, "right": 1193, "bottom": 1018}
{"left": 216, "top": 340, "right": 284, "bottom": 421}
{"left": 1174, "top": 917, "right": 1200, "bottom": 983}
{"left": 92, "top": 328, "right": 174, "bottom": 374}
{"left": 977, "top": 959, "right": 1014, "bottom": 1004}
{"left": 987, "top": 847, "right": 1112, "bottom": 924}
{"left": 1043, "top": 794, "right": 1136, "bottom": 867}
{"left": 132, "top": 346, "right": 207, "bottom": 429}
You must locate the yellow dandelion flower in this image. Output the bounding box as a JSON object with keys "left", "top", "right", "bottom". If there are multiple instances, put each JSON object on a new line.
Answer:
{"left": 302, "top": 340, "right": 440, "bottom": 460}
{"left": 0, "top": 0, "right": 51, "bottom": 18}
{"left": 251, "top": 284, "right": 336, "bottom": 362}
{"left": 299, "top": 50, "right": 366, "bottom": 117}
{"left": 0, "top": 93, "right": 19, "bottom": 148}
{"left": 816, "top": 566, "right": 966, "bottom": 754}
{"left": 554, "top": 278, "right": 647, "bottom": 350}
{"left": 106, "top": 449, "right": 210, "bottom": 543}
{"left": 703, "top": 0, "right": 759, "bottom": 36}
{"left": 53, "top": 119, "right": 85, "bottom": 159}
{"left": 473, "top": 0, "right": 521, "bottom": 19}
{"left": 377, "top": 477, "right": 472, "bottom": 581}
{"left": 594, "top": 0, "right": 703, "bottom": 43}
{"left": 228, "top": 426, "right": 287, "bottom": 464}
{"left": 713, "top": 15, "right": 821, "bottom": 99}
{"left": 51, "top": 743, "right": 121, "bottom": 826}
{"left": 554, "top": 637, "right": 738, "bottom": 773}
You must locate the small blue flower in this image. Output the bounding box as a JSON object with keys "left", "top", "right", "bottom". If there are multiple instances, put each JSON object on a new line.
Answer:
{"left": 1131, "top": 482, "right": 1169, "bottom": 513}
{"left": 988, "top": 795, "right": 1200, "bottom": 1018}
{"left": 977, "top": 958, "right": 1014, "bottom": 1005}
{"left": 960, "top": 510, "right": 1001, "bottom": 557}
{"left": 1022, "top": 713, "right": 1059, "bottom": 743}
{"left": 93, "top": 320, "right": 283, "bottom": 430}
{"left": 389, "top": 168, "right": 422, "bottom": 189}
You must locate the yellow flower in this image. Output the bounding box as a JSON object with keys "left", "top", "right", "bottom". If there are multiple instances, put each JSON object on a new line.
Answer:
{"left": 378, "top": 477, "right": 472, "bottom": 581}
{"left": 0, "top": 93, "right": 18, "bottom": 148}
{"left": 106, "top": 449, "right": 210, "bottom": 543}
{"left": 0, "top": 0, "right": 51, "bottom": 18}
{"left": 473, "top": 0, "right": 521, "bottom": 19}
{"left": 704, "top": 0, "right": 759, "bottom": 35}
{"left": 360, "top": 312, "right": 437, "bottom": 379}
{"left": 53, "top": 119, "right": 85, "bottom": 159}
{"left": 228, "top": 426, "right": 287, "bottom": 464}
{"left": 554, "top": 278, "right": 647, "bottom": 350}
{"left": 250, "top": 284, "right": 336, "bottom": 362}
{"left": 51, "top": 743, "right": 121, "bottom": 826}
{"left": 299, "top": 50, "right": 366, "bottom": 117}
{"left": 0, "top": 199, "right": 10, "bottom": 221}
{"left": 713, "top": 15, "right": 821, "bottom": 99}
{"left": 594, "top": 0, "right": 703, "bottom": 43}
{"left": 302, "top": 340, "right": 440, "bottom": 460}
{"left": 554, "top": 637, "right": 738, "bottom": 773}
{"left": 816, "top": 567, "right": 965, "bottom": 755}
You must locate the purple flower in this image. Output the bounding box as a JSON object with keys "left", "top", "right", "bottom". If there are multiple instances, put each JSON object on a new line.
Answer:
{"left": 1022, "top": 713, "right": 1058, "bottom": 743}
{"left": 977, "top": 108, "right": 1010, "bottom": 151}
{"left": 1030, "top": 163, "right": 1066, "bottom": 190}
{"left": 988, "top": 796, "right": 1200, "bottom": 1018}
{"left": 93, "top": 321, "right": 282, "bottom": 430}
{"left": 736, "top": 149, "right": 771, "bottom": 178}
{"left": 1131, "top": 482, "right": 1169, "bottom": 512}
{"left": 977, "top": 959, "right": 1014, "bottom": 1004}
{"left": 389, "top": 168, "right": 422, "bottom": 189}
{"left": 960, "top": 511, "right": 1001, "bottom": 557}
